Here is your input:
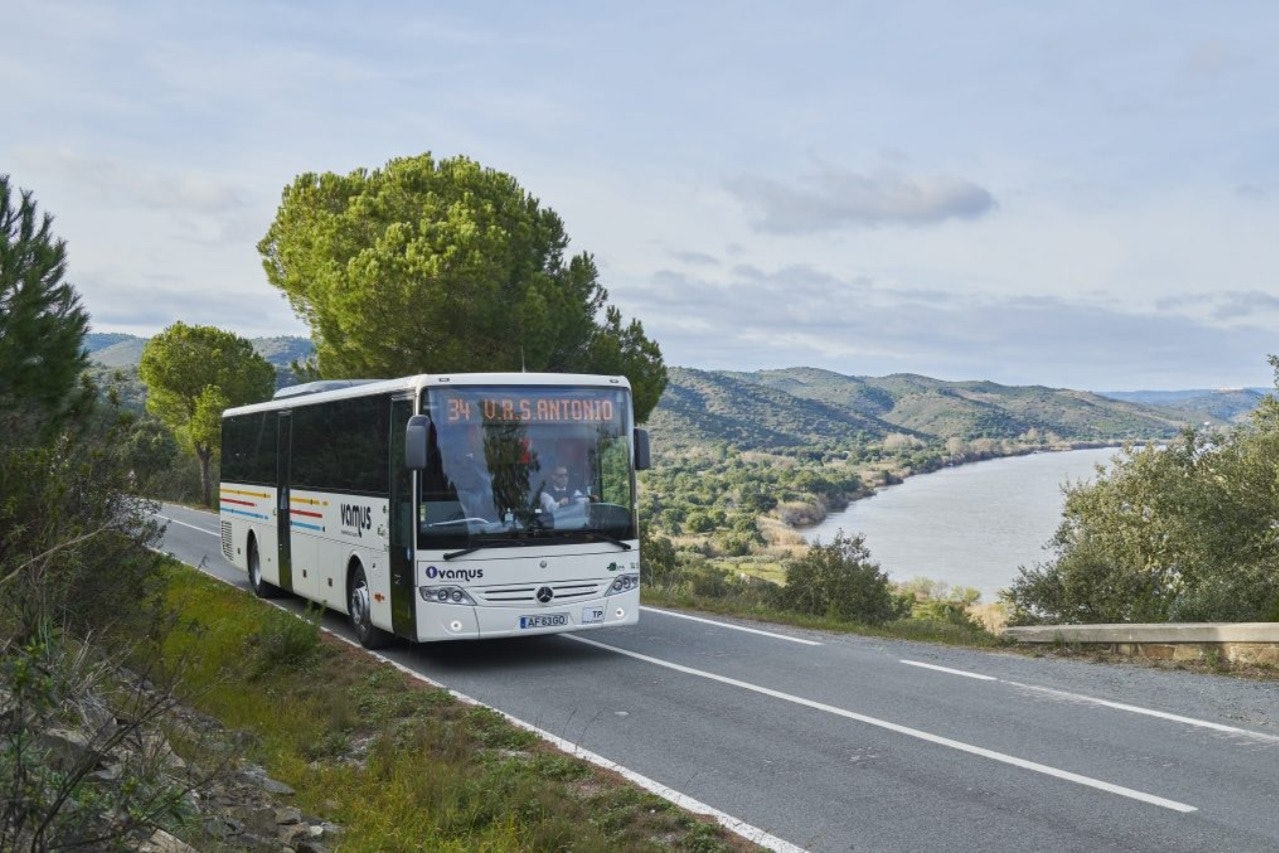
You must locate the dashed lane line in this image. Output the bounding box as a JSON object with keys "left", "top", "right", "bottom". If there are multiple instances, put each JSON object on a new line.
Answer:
{"left": 573, "top": 635, "right": 1197, "bottom": 814}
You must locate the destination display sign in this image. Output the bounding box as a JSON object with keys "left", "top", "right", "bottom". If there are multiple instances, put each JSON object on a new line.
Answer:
{"left": 438, "top": 390, "right": 622, "bottom": 425}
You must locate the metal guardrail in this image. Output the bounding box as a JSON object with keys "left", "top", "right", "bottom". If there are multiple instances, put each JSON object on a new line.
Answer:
{"left": 1001, "top": 623, "right": 1279, "bottom": 666}
{"left": 1002, "top": 623, "right": 1279, "bottom": 643}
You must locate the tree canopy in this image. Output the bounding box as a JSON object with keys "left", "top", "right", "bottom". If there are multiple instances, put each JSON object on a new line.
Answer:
{"left": 0, "top": 174, "right": 91, "bottom": 428}
{"left": 138, "top": 323, "right": 275, "bottom": 505}
{"left": 257, "top": 153, "right": 667, "bottom": 420}
{"left": 1005, "top": 362, "right": 1279, "bottom": 624}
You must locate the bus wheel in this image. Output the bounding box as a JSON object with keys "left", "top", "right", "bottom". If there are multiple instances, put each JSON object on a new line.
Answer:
{"left": 248, "top": 538, "right": 280, "bottom": 599}
{"left": 349, "top": 564, "right": 392, "bottom": 649}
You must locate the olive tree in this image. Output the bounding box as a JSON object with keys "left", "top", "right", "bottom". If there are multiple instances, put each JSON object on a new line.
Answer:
{"left": 257, "top": 152, "right": 667, "bottom": 420}
{"left": 138, "top": 323, "right": 275, "bottom": 506}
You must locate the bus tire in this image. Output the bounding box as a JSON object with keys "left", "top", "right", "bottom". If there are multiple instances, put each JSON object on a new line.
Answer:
{"left": 349, "top": 563, "right": 393, "bottom": 649}
{"left": 247, "top": 537, "right": 280, "bottom": 599}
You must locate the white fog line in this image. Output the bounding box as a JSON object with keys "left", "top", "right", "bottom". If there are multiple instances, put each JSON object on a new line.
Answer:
{"left": 899, "top": 657, "right": 1279, "bottom": 744}
{"left": 572, "top": 635, "right": 1197, "bottom": 814}
{"left": 156, "top": 514, "right": 218, "bottom": 536}
{"left": 1001, "top": 680, "right": 1279, "bottom": 744}
{"left": 901, "top": 660, "right": 997, "bottom": 680}
{"left": 169, "top": 549, "right": 803, "bottom": 853}
{"left": 642, "top": 606, "right": 823, "bottom": 645}
{"left": 324, "top": 628, "right": 805, "bottom": 851}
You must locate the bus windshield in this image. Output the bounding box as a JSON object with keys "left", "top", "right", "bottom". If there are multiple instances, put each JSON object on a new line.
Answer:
{"left": 417, "top": 385, "right": 638, "bottom": 549}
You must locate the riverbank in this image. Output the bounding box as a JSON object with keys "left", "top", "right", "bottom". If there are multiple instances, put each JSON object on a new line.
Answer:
{"left": 790, "top": 445, "right": 1131, "bottom": 604}
{"left": 788, "top": 439, "right": 1130, "bottom": 535}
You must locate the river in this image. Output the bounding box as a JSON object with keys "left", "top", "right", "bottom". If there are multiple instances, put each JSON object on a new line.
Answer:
{"left": 800, "top": 447, "right": 1123, "bottom": 602}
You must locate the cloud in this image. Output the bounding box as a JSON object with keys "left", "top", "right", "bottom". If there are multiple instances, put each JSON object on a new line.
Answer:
{"left": 78, "top": 272, "right": 302, "bottom": 339}
{"left": 1153, "top": 289, "right": 1279, "bottom": 324}
{"left": 727, "top": 164, "right": 997, "bottom": 234}
{"left": 667, "top": 249, "right": 720, "bottom": 267}
{"left": 23, "top": 149, "right": 248, "bottom": 215}
{"left": 621, "top": 265, "right": 1276, "bottom": 390}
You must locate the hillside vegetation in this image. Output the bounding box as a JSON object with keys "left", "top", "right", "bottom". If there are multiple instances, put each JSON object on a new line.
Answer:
{"left": 84, "top": 335, "right": 1250, "bottom": 445}
{"left": 651, "top": 366, "right": 1204, "bottom": 451}
{"left": 85, "top": 334, "right": 1253, "bottom": 587}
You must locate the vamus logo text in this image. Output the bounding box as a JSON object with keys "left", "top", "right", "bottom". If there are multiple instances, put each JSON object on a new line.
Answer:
{"left": 340, "top": 503, "right": 372, "bottom": 537}
{"left": 425, "top": 566, "right": 484, "bottom": 582}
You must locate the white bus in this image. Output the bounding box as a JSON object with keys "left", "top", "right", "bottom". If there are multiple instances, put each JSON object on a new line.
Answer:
{"left": 219, "top": 372, "right": 650, "bottom": 647}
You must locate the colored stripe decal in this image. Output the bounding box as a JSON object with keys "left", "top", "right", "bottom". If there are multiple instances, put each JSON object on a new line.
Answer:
{"left": 221, "top": 507, "right": 270, "bottom": 521}
{"left": 222, "top": 487, "right": 270, "bottom": 498}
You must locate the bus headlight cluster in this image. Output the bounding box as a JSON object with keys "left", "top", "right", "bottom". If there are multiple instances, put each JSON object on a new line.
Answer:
{"left": 420, "top": 586, "right": 477, "bottom": 606}
{"left": 609, "top": 573, "right": 640, "bottom": 594}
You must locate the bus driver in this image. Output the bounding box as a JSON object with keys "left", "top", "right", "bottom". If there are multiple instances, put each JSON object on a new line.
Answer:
{"left": 539, "top": 465, "right": 583, "bottom": 513}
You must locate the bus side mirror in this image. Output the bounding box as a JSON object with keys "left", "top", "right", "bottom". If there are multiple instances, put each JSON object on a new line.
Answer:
{"left": 406, "top": 415, "right": 430, "bottom": 470}
{"left": 633, "top": 427, "right": 651, "bottom": 471}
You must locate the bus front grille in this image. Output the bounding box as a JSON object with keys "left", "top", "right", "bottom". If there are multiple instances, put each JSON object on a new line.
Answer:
{"left": 477, "top": 581, "right": 605, "bottom": 604}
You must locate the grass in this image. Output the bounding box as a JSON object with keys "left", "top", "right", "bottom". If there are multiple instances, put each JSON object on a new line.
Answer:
{"left": 130, "top": 561, "right": 756, "bottom": 852}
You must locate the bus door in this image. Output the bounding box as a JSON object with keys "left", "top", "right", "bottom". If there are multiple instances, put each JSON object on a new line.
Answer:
{"left": 389, "top": 397, "right": 416, "bottom": 636}
{"left": 276, "top": 411, "right": 293, "bottom": 591}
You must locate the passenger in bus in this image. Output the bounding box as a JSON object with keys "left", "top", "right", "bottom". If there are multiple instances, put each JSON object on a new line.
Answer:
{"left": 449, "top": 427, "right": 498, "bottom": 520}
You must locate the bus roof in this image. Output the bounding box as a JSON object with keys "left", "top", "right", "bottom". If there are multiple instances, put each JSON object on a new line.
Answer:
{"left": 222, "top": 372, "right": 634, "bottom": 418}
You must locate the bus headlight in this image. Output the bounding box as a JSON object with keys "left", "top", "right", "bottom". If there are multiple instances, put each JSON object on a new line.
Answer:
{"left": 609, "top": 573, "right": 640, "bottom": 594}
{"left": 420, "top": 586, "right": 477, "bottom": 606}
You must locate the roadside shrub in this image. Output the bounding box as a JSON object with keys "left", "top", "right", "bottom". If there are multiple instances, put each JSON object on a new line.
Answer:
{"left": 1, "top": 400, "right": 164, "bottom": 642}
{"left": 1004, "top": 422, "right": 1279, "bottom": 625}
{"left": 247, "top": 604, "right": 324, "bottom": 676}
{"left": 640, "top": 528, "right": 679, "bottom": 588}
{"left": 776, "top": 532, "right": 904, "bottom": 625}
{"left": 0, "top": 626, "right": 191, "bottom": 850}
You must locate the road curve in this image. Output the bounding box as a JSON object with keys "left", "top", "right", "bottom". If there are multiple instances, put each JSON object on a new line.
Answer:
{"left": 155, "top": 504, "right": 1279, "bottom": 852}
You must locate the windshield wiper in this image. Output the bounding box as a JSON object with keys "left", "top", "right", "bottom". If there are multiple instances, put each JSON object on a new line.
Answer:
{"left": 563, "top": 532, "right": 632, "bottom": 551}
{"left": 443, "top": 538, "right": 538, "bottom": 561}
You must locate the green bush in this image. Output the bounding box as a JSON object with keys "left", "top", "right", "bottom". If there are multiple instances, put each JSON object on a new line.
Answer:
{"left": 776, "top": 532, "right": 904, "bottom": 625}
{"left": 1005, "top": 413, "right": 1279, "bottom": 625}
{"left": 1, "top": 401, "right": 164, "bottom": 642}
{"left": 247, "top": 603, "right": 324, "bottom": 676}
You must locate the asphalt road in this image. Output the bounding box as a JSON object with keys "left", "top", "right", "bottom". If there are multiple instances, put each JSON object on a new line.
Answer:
{"left": 157, "top": 504, "right": 1279, "bottom": 852}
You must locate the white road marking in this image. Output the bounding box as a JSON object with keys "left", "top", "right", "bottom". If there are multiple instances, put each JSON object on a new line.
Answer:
{"left": 901, "top": 659, "right": 1279, "bottom": 744}
{"left": 900, "top": 659, "right": 997, "bottom": 680}
{"left": 1002, "top": 680, "right": 1279, "bottom": 744}
{"left": 155, "top": 515, "right": 803, "bottom": 852}
{"left": 576, "top": 636, "right": 1197, "bottom": 814}
{"left": 335, "top": 635, "right": 806, "bottom": 853}
{"left": 642, "top": 606, "right": 823, "bottom": 645}
{"left": 157, "top": 514, "right": 217, "bottom": 535}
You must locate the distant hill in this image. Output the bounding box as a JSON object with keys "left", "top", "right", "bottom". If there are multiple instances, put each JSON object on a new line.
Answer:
{"left": 649, "top": 366, "right": 1220, "bottom": 451}
{"left": 84, "top": 332, "right": 137, "bottom": 353}
{"left": 83, "top": 334, "right": 315, "bottom": 405}
{"left": 86, "top": 337, "right": 148, "bottom": 368}
{"left": 83, "top": 335, "right": 1260, "bottom": 446}
{"left": 1099, "top": 388, "right": 1271, "bottom": 424}
{"left": 84, "top": 333, "right": 314, "bottom": 378}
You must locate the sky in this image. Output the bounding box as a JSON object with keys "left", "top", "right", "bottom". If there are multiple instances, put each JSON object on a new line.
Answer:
{"left": 6, "top": 1, "right": 1279, "bottom": 392}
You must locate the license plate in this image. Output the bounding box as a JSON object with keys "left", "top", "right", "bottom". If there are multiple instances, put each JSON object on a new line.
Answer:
{"left": 519, "top": 613, "right": 568, "bottom": 629}
{"left": 581, "top": 606, "right": 605, "bottom": 624}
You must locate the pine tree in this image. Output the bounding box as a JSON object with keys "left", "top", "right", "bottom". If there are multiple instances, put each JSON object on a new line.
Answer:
{"left": 0, "top": 174, "right": 91, "bottom": 428}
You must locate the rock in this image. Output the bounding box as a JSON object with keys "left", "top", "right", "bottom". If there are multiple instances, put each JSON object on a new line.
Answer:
{"left": 137, "top": 827, "right": 200, "bottom": 853}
